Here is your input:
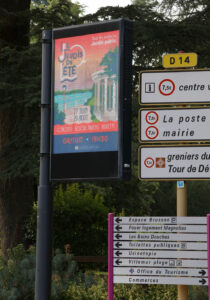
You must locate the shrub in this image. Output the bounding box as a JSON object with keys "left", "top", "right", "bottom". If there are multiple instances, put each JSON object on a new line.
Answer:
{"left": 52, "top": 184, "right": 108, "bottom": 256}
{"left": 64, "top": 276, "right": 178, "bottom": 300}
{"left": 24, "top": 183, "right": 108, "bottom": 257}
{"left": 0, "top": 244, "right": 78, "bottom": 300}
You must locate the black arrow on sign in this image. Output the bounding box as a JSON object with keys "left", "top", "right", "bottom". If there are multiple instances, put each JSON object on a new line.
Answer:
{"left": 115, "top": 234, "right": 122, "bottom": 240}
{"left": 199, "top": 278, "right": 206, "bottom": 285}
{"left": 115, "top": 259, "right": 122, "bottom": 265}
{"left": 115, "top": 250, "right": 122, "bottom": 257}
{"left": 115, "top": 217, "right": 122, "bottom": 223}
{"left": 199, "top": 270, "right": 206, "bottom": 276}
{"left": 115, "top": 242, "right": 122, "bottom": 248}
{"left": 115, "top": 225, "right": 122, "bottom": 231}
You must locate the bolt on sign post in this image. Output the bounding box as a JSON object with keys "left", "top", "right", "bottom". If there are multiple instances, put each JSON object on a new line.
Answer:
{"left": 108, "top": 214, "right": 210, "bottom": 299}
{"left": 50, "top": 19, "right": 133, "bottom": 181}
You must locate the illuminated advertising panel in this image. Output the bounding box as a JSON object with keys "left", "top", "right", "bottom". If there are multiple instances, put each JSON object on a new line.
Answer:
{"left": 50, "top": 19, "right": 132, "bottom": 180}
{"left": 53, "top": 30, "right": 119, "bottom": 154}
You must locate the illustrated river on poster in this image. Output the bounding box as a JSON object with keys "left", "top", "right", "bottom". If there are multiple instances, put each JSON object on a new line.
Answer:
{"left": 53, "top": 30, "right": 119, "bottom": 154}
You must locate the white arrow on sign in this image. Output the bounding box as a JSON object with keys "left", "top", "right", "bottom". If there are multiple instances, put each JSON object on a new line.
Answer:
{"left": 140, "top": 69, "right": 210, "bottom": 105}
{"left": 113, "top": 250, "right": 207, "bottom": 259}
{"left": 114, "top": 224, "right": 207, "bottom": 233}
{"left": 114, "top": 258, "right": 208, "bottom": 268}
{"left": 114, "top": 241, "right": 207, "bottom": 251}
{"left": 113, "top": 267, "right": 208, "bottom": 277}
{"left": 114, "top": 232, "right": 207, "bottom": 242}
{"left": 114, "top": 216, "right": 207, "bottom": 225}
{"left": 114, "top": 276, "right": 208, "bottom": 286}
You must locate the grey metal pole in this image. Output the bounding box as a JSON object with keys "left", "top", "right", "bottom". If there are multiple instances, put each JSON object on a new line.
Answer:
{"left": 35, "top": 29, "right": 52, "bottom": 300}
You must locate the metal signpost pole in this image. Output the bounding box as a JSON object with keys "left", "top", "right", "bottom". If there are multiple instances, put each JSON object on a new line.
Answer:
{"left": 35, "top": 30, "right": 52, "bottom": 300}
{"left": 177, "top": 181, "right": 188, "bottom": 300}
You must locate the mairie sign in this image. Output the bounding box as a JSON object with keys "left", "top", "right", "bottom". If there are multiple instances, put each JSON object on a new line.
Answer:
{"left": 139, "top": 107, "right": 210, "bottom": 142}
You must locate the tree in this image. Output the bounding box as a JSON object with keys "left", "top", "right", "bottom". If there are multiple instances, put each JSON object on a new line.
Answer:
{"left": 0, "top": 0, "right": 83, "bottom": 255}
{"left": 0, "top": 0, "right": 35, "bottom": 256}
{"left": 84, "top": 2, "right": 210, "bottom": 219}
{"left": 100, "top": 46, "right": 119, "bottom": 77}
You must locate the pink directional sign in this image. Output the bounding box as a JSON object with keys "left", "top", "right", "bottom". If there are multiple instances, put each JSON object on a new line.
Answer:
{"left": 108, "top": 214, "right": 210, "bottom": 299}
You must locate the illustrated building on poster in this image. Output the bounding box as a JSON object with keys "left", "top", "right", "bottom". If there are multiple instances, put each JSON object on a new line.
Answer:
{"left": 92, "top": 70, "right": 118, "bottom": 122}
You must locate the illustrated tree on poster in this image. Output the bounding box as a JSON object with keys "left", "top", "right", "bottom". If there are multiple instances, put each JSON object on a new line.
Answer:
{"left": 100, "top": 46, "right": 119, "bottom": 79}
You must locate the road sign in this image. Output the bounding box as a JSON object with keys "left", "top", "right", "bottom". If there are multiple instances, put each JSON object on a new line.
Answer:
{"left": 114, "top": 267, "right": 208, "bottom": 277}
{"left": 140, "top": 107, "right": 210, "bottom": 142}
{"left": 108, "top": 214, "right": 209, "bottom": 298}
{"left": 139, "top": 69, "right": 210, "bottom": 105}
{"left": 162, "top": 53, "right": 197, "bottom": 69}
{"left": 113, "top": 258, "right": 208, "bottom": 268}
{"left": 114, "top": 224, "right": 207, "bottom": 233}
{"left": 139, "top": 145, "right": 210, "bottom": 180}
{"left": 114, "top": 241, "right": 207, "bottom": 250}
{"left": 113, "top": 250, "right": 207, "bottom": 259}
{"left": 114, "top": 276, "right": 208, "bottom": 286}
{"left": 114, "top": 232, "right": 207, "bottom": 242}
{"left": 114, "top": 216, "right": 207, "bottom": 225}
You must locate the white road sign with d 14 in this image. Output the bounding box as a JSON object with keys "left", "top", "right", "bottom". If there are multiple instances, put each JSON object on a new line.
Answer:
{"left": 139, "top": 69, "right": 210, "bottom": 104}
{"left": 140, "top": 107, "right": 210, "bottom": 142}
{"left": 139, "top": 145, "right": 210, "bottom": 180}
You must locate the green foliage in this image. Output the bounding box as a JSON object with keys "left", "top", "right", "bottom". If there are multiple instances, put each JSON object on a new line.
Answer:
{"left": 53, "top": 184, "right": 108, "bottom": 256}
{"left": 30, "top": 0, "right": 84, "bottom": 41}
{"left": 51, "top": 248, "right": 78, "bottom": 298}
{"left": 24, "top": 184, "right": 109, "bottom": 256}
{"left": 0, "top": 244, "right": 36, "bottom": 299}
{"left": 159, "top": 0, "right": 209, "bottom": 19}
{"left": 0, "top": 0, "right": 84, "bottom": 180}
{"left": 64, "top": 276, "right": 177, "bottom": 300}
{"left": 100, "top": 46, "right": 119, "bottom": 77}
{"left": 0, "top": 244, "right": 78, "bottom": 300}
{"left": 93, "top": 171, "right": 159, "bottom": 216}
{"left": 0, "top": 44, "right": 41, "bottom": 179}
{"left": 187, "top": 181, "right": 210, "bottom": 216}
{"left": 189, "top": 285, "right": 208, "bottom": 300}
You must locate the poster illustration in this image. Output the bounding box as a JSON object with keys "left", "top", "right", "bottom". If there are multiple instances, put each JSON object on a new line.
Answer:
{"left": 53, "top": 30, "right": 119, "bottom": 154}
